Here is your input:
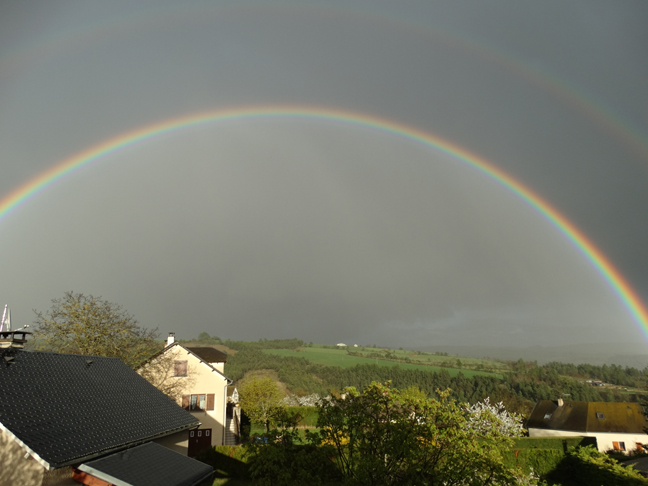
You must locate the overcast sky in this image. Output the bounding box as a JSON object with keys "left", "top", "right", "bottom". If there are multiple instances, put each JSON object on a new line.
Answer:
{"left": 1, "top": 1, "right": 647, "bottom": 348}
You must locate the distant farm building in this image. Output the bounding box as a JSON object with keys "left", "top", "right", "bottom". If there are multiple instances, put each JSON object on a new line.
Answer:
{"left": 527, "top": 399, "right": 648, "bottom": 454}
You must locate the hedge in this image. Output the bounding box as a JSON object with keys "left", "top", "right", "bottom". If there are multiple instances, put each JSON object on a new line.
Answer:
{"left": 502, "top": 436, "right": 597, "bottom": 476}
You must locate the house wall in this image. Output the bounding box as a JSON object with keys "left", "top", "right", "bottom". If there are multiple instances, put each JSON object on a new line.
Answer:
{"left": 0, "top": 429, "right": 44, "bottom": 486}
{"left": 154, "top": 429, "right": 191, "bottom": 456}
{"left": 184, "top": 354, "right": 228, "bottom": 447}
{"left": 0, "top": 430, "right": 76, "bottom": 486}
{"left": 149, "top": 346, "right": 228, "bottom": 448}
{"left": 42, "top": 467, "right": 76, "bottom": 486}
{"left": 528, "top": 428, "right": 648, "bottom": 453}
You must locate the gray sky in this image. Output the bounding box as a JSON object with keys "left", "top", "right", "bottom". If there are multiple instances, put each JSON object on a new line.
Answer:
{"left": 1, "top": 0, "right": 647, "bottom": 348}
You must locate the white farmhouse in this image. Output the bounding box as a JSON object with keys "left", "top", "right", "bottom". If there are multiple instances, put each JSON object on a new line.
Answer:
{"left": 143, "top": 333, "right": 235, "bottom": 457}
{"left": 526, "top": 399, "right": 648, "bottom": 453}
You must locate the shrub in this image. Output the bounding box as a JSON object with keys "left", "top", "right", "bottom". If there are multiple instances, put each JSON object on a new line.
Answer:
{"left": 247, "top": 441, "right": 340, "bottom": 486}
{"left": 194, "top": 445, "right": 250, "bottom": 479}
{"left": 245, "top": 410, "right": 340, "bottom": 486}
{"left": 546, "top": 445, "right": 648, "bottom": 486}
{"left": 313, "top": 382, "right": 522, "bottom": 485}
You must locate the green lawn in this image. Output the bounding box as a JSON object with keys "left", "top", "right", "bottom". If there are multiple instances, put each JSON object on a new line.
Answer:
{"left": 264, "top": 347, "right": 503, "bottom": 379}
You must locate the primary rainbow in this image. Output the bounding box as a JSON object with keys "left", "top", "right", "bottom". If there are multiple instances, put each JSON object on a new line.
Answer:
{"left": 2, "top": 105, "right": 647, "bottom": 336}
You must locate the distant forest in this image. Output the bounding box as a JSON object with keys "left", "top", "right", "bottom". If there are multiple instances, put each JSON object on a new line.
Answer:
{"left": 185, "top": 334, "right": 648, "bottom": 415}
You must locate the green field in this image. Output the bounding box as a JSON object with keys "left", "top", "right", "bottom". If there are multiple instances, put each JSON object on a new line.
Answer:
{"left": 263, "top": 347, "right": 503, "bottom": 379}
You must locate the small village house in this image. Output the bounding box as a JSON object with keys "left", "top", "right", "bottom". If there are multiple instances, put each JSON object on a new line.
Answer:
{"left": 0, "top": 330, "right": 213, "bottom": 486}
{"left": 141, "top": 333, "right": 235, "bottom": 456}
{"left": 527, "top": 399, "right": 648, "bottom": 453}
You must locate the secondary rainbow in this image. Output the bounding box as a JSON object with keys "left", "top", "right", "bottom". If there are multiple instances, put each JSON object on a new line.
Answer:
{"left": 3, "top": 4, "right": 646, "bottom": 163}
{"left": 2, "top": 105, "right": 647, "bottom": 335}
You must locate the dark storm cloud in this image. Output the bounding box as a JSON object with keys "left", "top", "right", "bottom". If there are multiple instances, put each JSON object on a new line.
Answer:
{"left": 0, "top": 1, "right": 646, "bottom": 348}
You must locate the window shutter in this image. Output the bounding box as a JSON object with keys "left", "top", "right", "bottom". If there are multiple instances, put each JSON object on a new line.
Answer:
{"left": 174, "top": 360, "right": 188, "bottom": 377}
{"left": 182, "top": 395, "right": 190, "bottom": 410}
{"left": 206, "top": 394, "right": 215, "bottom": 411}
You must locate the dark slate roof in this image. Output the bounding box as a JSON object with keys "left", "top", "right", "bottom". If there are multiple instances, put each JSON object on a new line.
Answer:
{"left": 79, "top": 442, "right": 213, "bottom": 486}
{"left": 526, "top": 400, "right": 647, "bottom": 434}
{"left": 0, "top": 348, "right": 199, "bottom": 469}
{"left": 186, "top": 347, "right": 227, "bottom": 364}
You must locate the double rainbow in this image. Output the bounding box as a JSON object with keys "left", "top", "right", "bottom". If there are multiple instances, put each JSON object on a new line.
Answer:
{"left": 2, "top": 105, "right": 647, "bottom": 335}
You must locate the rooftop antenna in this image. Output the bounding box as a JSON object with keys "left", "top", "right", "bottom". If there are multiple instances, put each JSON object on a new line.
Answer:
{"left": 0, "top": 305, "right": 6, "bottom": 333}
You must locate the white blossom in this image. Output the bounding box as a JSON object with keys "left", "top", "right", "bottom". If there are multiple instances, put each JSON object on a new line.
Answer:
{"left": 282, "top": 393, "right": 324, "bottom": 407}
{"left": 465, "top": 397, "right": 525, "bottom": 437}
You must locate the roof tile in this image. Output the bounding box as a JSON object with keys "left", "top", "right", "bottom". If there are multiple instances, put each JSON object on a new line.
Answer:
{"left": 0, "top": 348, "right": 199, "bottom": 468}
{"left": 79, "top": 442, "right": 213, "bottom": 486}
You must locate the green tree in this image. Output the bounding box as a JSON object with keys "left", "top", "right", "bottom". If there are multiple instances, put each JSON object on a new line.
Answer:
{"left": 399, "top": 385, "right": 427, "bottom": 401}
{"left": 33, "top": 291, "right": 158, "bottom": 368}
{"left": 240, "top": 377, "right": 284, "bottom": 433}
{"left": 197, "top": 331, "right": 211, "bottom": 343}
{"left": 314, "top": 381, "right": 523, "bottom": 486}
{"left": 246, "top": 409, "right": 341, "bottom": 486}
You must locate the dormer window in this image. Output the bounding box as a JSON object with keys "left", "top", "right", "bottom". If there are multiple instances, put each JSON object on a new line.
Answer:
{"left": 596, "top": 412, "right": 605, "bottom": 420}
{"left": 544, "top": 413, "right": 552, "bottom": 420}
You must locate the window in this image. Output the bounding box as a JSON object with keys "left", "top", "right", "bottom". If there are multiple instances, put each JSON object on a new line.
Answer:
{"left": 190, "top": 394, "right": 206, "bottom": 411}
{"left": 174, "top": 360, "right": 188, "bottom": 377}
{"left": 182, "top": 393, "right": 215, "bottom": 411}
{"left": 636, "top": 443, "right": 644, "bottom": 452}
{"left": 613, "top": 441, "right": 625, "bottom": 451}
{"left": 596, "top": 412, "right": 605, "bottom": 420}
{"left": 543, "top": 413, "right": 552, "bottom": 420}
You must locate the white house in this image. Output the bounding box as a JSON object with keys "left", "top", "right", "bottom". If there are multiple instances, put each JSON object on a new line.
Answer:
{"left": 526, "top": 399, "right": 648, "bottom": 453}
{"left": 144, "top": 333, "right": 234, "bottom": 457}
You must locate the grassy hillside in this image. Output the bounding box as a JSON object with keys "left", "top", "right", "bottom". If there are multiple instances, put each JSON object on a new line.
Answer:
{"left": 264, "top": 346, "right": 504, "bottom": 379}
{"left": 187, "top": 335, "right": 648, "bottom": 408}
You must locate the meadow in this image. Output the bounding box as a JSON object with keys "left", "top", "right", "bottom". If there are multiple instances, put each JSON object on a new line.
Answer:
{"left": 263, "top": 345, "right": 504, "bottom": 379}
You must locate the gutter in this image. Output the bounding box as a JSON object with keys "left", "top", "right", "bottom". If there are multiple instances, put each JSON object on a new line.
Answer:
{"left": 77, "top": 458, "right": 214, "bottom": 486}
{"left": 52, "top": 420, "right": 202, "bottom": 470}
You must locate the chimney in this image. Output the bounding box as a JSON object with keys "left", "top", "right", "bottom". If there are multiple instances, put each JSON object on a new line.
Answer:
{"left": 166, "top": 332, "right": 175, "bottom": 346}
{"left": 0, "top": 330, "right": 31, "bottom": 349}
{"left": 557, "top": 398, "right": 564, "bottom": 407}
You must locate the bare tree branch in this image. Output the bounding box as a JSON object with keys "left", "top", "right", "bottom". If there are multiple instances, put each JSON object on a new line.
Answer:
{"left": 33, "top": 291, "right": 158, "bottom": 369}
{"left": 138, "top": 348, "right": 197, "bottom": 403}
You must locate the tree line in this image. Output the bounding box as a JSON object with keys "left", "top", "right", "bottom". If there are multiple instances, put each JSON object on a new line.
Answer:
{"left": 226, "top": 349, "right": 647, "bottom": 416}
{"left": 28, "top": 292, "right": 647, "bottom": 413}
